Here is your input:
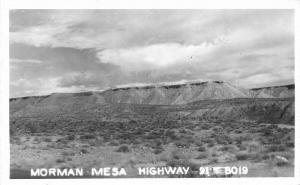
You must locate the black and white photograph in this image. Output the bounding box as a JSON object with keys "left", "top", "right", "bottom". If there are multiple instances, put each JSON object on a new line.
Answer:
{"left": 8, "top": 9, "right": 295, "bottom": 179}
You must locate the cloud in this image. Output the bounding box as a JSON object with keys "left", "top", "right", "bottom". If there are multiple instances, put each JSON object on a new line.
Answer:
{"left": 9, "top": 10, "right": 294, "bottom": 97}
{"left": 58, "top": 72, "right": 104, "bottom": 88}
{"left": 10, "top": 58, "right": 43, "bottom": 64}
{"left": 97, "top": 42, "right": 222, "bottom": 70}
{"left": 10, "top": 77, "right": 58, "bottom": 97}
{"left": 10, "top": 43, "right": 118, "bottom": 80}
{"left": 10, "top": 76, "right": 104, "bottom": 98}
{"left": 9, "top": 10, "right": 293, "bottom": 49}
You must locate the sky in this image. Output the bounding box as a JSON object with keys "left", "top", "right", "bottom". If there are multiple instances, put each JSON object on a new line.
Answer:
{"left": 9, "top": 9, "right": 294, "bottom": 98}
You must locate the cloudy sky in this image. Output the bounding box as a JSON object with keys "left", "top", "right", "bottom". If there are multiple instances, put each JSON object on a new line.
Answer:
{"left": 10, "top": 9, "right": 294, "bottom": 97}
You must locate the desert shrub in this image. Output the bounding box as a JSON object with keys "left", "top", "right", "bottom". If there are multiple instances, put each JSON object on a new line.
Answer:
{"left": 234, "top": 129, "right": 243, "bottom": 134}
{"left": 132, "top": 139, "right": 141, "bottom": 145}
{"left": 56, "top": 158, "right": 65, "bottom": 163}
{"left": 154, "top": 139, "right": 163, "bottom": 146}
{"left": 179, "top": 129, "right": 187, "bottom": 134}
{"left": 215, "top": 137, "right": 229, "bottom": 145}
{"left": 133, "top": 129, "right": 143, "bottom": 136}
{"left": 201, "top": 124, "right": 211, "bottom": 130}
{"left": 33, "top": 137, "right": 41, "bottom": 142}
{"left": 88, "top": 140, "right": 101, "bottom": 147}
{"left": 267, "top": 145, "right": 286, "bottom": 152}
{"left": 212, "top": 126, "right": 222, "bottom": 132}
{"left": 275, "top": 160, "right": 289, "bottom": 166}
{"left": 55, "top": 139, "right": 68, "bottom": 146}
{"left": 27, "top": 124, "right": 39, "bottom": 133}
{"left": 165, "top": 130, "right": 179, "bottom": 140}
{"left": 235, "top": 152, "right": 261, "bottom": 161}
{"left": 80, "top": 134, "right": 96, "bottom": 140}
{"left": 144, "top": 132, "right": 157, "bottom": 140}
{"left": 81, "top": 144, "right": 90, "bottom": 148}
{"left": 210, "top": 157, "right": 218, "bottom": 163}
{"left": 234, "top": 136, "right": 243, "bottom": 145}
{"left": 237, "top": 144, "right": 247, "bottom": 151}
{"left": 80, "top": 149, "right": 89, "bottom": 154}
{"left": 119, "top": 139, "right": 128, "bottom": 145}
{"left": 188, "top": 161, "right": 199, "bottom": 171}
{"left": 218, "top": 145, "right": 236, "bottom": 152}
{"left": 153, "top": 147, "right": 164, "bottom": 154}
{"left": 109, "top": 140, "right": 120, "bottom": 146}
{"left": 261, "top": 127, "right": 274, "bottom": 136}
{"left": 175, "top": 140, "right": 190, "bottom": 148}
{"left": 11, "top": 136, "right": 21, "bottom": 142}
{"left": 197, "top": 146, "right": 206, "bottom": 152}
{"left": 172, "top": 152, "right": 181, "bottom": 160}
{"left": 116, "top": 145, "right": 130, "bottom": 153}
{"left": 129, "top": 120, "right": 138, "bottom": 124}
{"left": 13, "top": 138, "right": 22, "bottom": 145}
{"left": 195, "top": 141, "right": 203, "bottom": 147}
{"left": 286, "top": 142, "right": 294, "bottom": 148}
{"left": 196, "top": 153, "right": 208, "bottom": 159}
{"left": 69, "top": 152, "right": 76, "bottom": 156}
{"left": 207, "top": 141, "right": 215, "bottom": 148}
{"left": 43, "top": 137, "right": 52, "bottom": 142}
{"left": 247, "top": 142, "right": 261, "bottom": 152}
{"left": 262, "top": 154, "right": 270, "bottom": 160}
{"left": 169, "top": 149, "right": 191, "bottom": 161}
{"left": 166, "top": 159, "right": 185, "bottom": 167}
{"left": 61, "top": 151, "right": 70, "bottom": 156}
{"left": 184, "top": 136, "right": 196, "bottom": 144}
{"left": 10, "top": 127, "right": 16, "bottom": 136}
{"left": 235, "top": 152, "right": 249, "bottom": 160}
{"left": 65, "top": 135, "right": 75, "bottom": 141}
{"left": 119, "top": 132, "right": 133, "bottom": 140}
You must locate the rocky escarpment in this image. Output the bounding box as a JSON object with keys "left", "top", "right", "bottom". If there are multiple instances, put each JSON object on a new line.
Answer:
{"left": 101, "top": 81, "right": 253, "bottom": 104}
{"left": 251, "top": 84, "right": 294, "bottom": 98}
{"left": 9, "top": 97, "right": 294, "bottom": 135}
{"left": 10, "top": 81, "right": 295, "bottom": 108}
{"left": 9, "top": 81, "right": 295, "bottom": 135}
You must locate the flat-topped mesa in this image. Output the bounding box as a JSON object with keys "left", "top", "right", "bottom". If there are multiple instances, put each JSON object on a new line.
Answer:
{"left": 250, "top": 84, "right": 295, "bottom": 98}
{"left": 251, "top": 84, "right": 294, "bottom": 90}
{"left": 9, "top": 80, "right": 295, "bottom": 124}
{"left": 9, "top": 81, "right": 294, "bottom": 106}
{"left": 100, "top": 80, "right": 251, "bottom": 105}
{"left": 109, "top": 80, "right": 225, "bottom": 91}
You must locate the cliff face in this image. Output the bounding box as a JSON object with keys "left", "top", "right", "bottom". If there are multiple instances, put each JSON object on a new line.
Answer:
{"left": 10, "top": 81, "right": 294, "bottom": 110}
{"left": 251, "top": 84, "right": 294, "bottom": 98}
{"left": 10, "top": 97, "right": 294, "bottom": 135}
{"left": 101, "top": 81, "right": 253, "bottom": 105}
{"left": 9, "top": 82, "right": 295, "bottom": 134}
{"left": 172, "top": 98, "right": 294, "bottom": 125}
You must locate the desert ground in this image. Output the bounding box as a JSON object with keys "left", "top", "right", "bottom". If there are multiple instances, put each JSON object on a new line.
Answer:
{"left": 10, "top": 111, "right": 294, "bottom": 178}
{"left": 10, "top": 83, "right": 295, "bottom": 178}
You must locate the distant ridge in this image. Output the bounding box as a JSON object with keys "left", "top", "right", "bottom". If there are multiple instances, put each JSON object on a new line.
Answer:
{"left": 250, "top": 84, "right": 294, "bottom": 98}
{"left": 10, "top": 81, "right": 295, "bottom": 104}
{"left": 10, "top": 81, "right": 295, "bottom": 129}
{"left": 10, "top": 81, "right": 294, "bottom": 106}
{"left": 251, "top": 84, "right": 294, "bottom": 90}
{"left": 110, "top": 81, "right": 225, "bottom": 91}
